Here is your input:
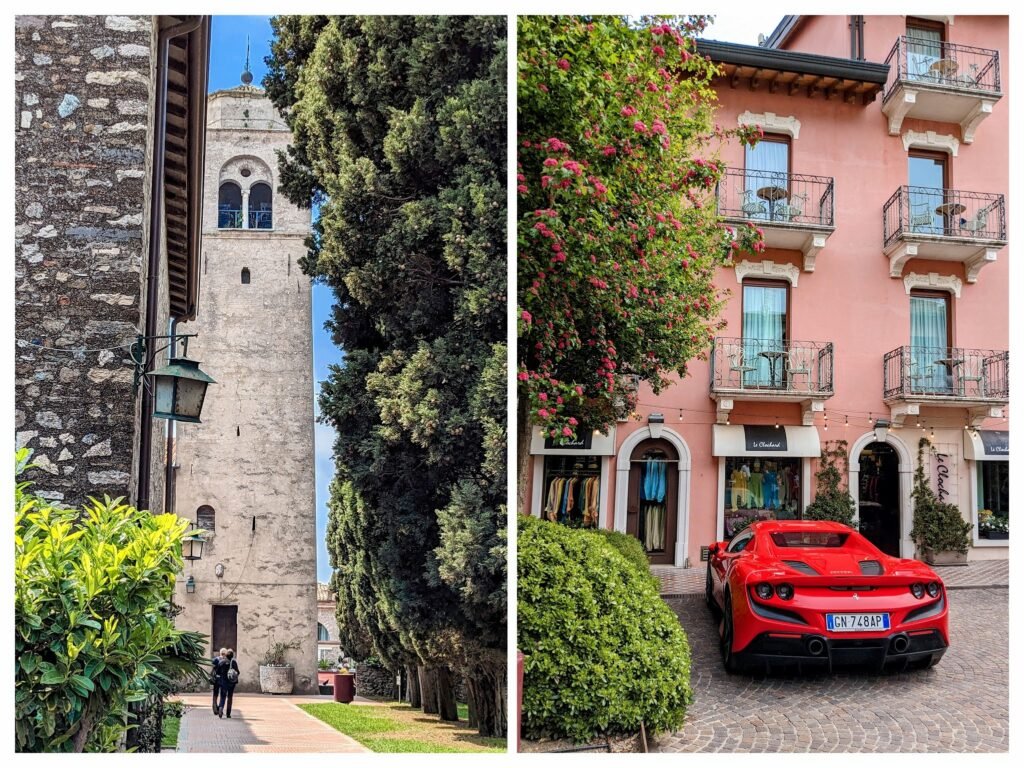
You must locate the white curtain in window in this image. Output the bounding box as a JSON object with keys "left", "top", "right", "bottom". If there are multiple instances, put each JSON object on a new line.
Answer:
{"left": 907, "top": 27, "right": 942, "bottom": 79}
{"left": 743, "top": 285, "right": 787, "bottom": 385}
{"left": 910, "top": 296, "right": 949, "bottom": 391}
{"left": 744, "top": 140, "right": 789, "bottom": 218}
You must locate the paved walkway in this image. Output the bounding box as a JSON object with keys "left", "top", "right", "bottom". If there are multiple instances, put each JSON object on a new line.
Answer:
{"left": 654, "top": 558, "right": 1008, "bottom": 596}
{"left": 173, "top": 692, "right": 371, "bottom": 753}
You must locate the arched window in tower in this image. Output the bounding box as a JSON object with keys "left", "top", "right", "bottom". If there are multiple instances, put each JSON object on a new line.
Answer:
{"left": 196, "top": 504, "right": 215, "bottom": 532}
{"left": 218, "top": 182, "right": 242, "bottom": 229}
{"left": 249, "top": 182, "right": 273, "bottom": 229}
{"left": 241, "top": 267, "right": 251, "bottom": 284}
{"left": 317, "top": 623, "right": 330, "bottom": 642}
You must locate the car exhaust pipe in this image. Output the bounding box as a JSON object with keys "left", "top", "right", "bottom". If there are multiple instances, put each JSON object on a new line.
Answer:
{"left": 806, "top": 637, "right": 826, "bottom": 656}
{"left": 891, "top": 634, "right": 910, "bottom": 654}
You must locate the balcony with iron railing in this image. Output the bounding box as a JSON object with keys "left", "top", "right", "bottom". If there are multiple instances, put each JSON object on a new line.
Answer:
{"left": 218, "top": 209, "right": 243, "bottom": 229}
{"left": 217, "top": 208, "right": 273, "bottom": 230}
{"left": 716, "top": 168, "right": 835, "bottom": 271}
{"left": 883, "top": 186, "right": 1007, "bottom": 282}
{"left": 883, "top": 345, "right": 1008, "bottom": 426}
{"left": 710, "top": 337, "right": 834, "bottom": 424}
{"left": 881, "top": 35, "right": 1002, "bottom": 141}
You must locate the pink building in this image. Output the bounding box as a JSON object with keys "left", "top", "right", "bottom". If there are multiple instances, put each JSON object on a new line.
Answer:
{"left": 525, "top": 15, "right": 1008, "bottom": 565}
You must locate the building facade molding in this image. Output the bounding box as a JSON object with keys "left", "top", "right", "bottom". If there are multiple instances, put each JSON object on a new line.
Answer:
{"left": 737, "top": 110, "right": 801, "bottom": 139}
{"left": 902, "top": 129, "right": 959, "bottom": 156}
{"left": 903, "top": 271, "right": 963, "bottom": 298}
{"left": 734, "top": 259, "right": 800, "bottom": 287}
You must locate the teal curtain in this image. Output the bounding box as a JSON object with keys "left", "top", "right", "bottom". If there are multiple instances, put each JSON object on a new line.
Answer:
{"left": 743, "top": 284, "right": 787, "bottom": 386}
{"left": 910, "top": 295, "right": 948, "bottom": 391}
{"left": 744, "top": 139, "right": 789, "bottom": 219}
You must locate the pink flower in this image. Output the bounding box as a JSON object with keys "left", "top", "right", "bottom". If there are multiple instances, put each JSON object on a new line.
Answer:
{"left": 620, "top": 105, "right": 638, "bottom": 117}
{"left": 568, "top": 417, "right": 578, "bottom": 426}
{"left": 521, "top": 310, "right": 532, "bottom": 323}
{"left": 651, "top": 119, "right": 667, "bottom": 135}
{"left": 602, "top": 145, "right": 616, "bottom": 157}
{"left": 517, "top": 184, "right": 528, "bottom": 194}
{"left": 538, "top": 392, "right": 548, "bottom": 401}
{"left": 538, "top": 83, "right": 549, "bottom": 93}
{"left": 633, "top": 120, "right": 647, "bottom": 133}
{"left": 517, "top": 372, "right": 529, "bottom": 381}
{"left": 652, "top": 45, "right": 666, "bottom": 57}
{"left": 543, "top": 158, "right": 558, "bottom": 167}
{"left": 574, "top": 386, "right": 584, "bottom": 396}
{"left": 537, "top": 408, "right": 550, "bottom": 419}
{"left": 562, "top": 427, "right": 574, "bottom": 437}
{"left": 557, "top": 58, "right": 570, "bottom": 71}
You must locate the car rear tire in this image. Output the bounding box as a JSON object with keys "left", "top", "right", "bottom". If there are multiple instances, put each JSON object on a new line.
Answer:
{"left": 705, "top": 563, "right": 718, "bottom": 614}
{"left": 720, "top": 593, "right": 739, "bottom": 674}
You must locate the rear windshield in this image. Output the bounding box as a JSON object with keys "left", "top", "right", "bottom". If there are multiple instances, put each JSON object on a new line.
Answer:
{"left": 770, "top": 531, "right": 850, "bottom": 548}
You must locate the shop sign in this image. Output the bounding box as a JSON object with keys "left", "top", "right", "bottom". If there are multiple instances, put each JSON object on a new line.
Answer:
{"left": 979, "top": 431, "right": 1009, "bottom": 456}
{"left": 743, "top": 425, "right": 788, "bottom": 452}
{"left": 544, "top": 433, "right": 593, "bottom": 450}
{"left": 929, "top": 443, "right": 959, "bottom": 504}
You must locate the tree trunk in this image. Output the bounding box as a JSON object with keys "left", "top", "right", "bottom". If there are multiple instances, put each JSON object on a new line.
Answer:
{"left": 517, "top": 406, "right": 532, "bottom": 514}
{"left": 406, "top": 664, "right": 421, "bottom": 708}
{"left": 469, "top": 656, "right": 507, "bottom": 737}
{"left": 418, "top": 665, "right": 438, "bottom": 714}
{"left": 465, "top": 676, "right": 479, "bottom": 729}
{"left": 433, "top": 666, "right": 459, "bottom": 722}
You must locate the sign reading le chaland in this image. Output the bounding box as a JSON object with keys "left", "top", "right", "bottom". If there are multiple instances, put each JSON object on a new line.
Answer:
{"left": 743, "top": 425, "right": 788, "bottom": 452}
{"left": 544, "top": 433, "right": 593, "bottom": 450}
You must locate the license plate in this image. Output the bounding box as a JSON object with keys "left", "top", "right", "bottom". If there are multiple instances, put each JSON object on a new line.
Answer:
{"left": 826, "top": 613, "right": 891, "bottom": 632}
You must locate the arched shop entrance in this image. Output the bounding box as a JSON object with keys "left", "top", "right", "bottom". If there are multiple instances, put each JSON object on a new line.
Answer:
{"left": 857, "top": 442, "right": 902, "bottom": 556}
{"left": 626, "top": 438, "right": 679, "bottom": 565}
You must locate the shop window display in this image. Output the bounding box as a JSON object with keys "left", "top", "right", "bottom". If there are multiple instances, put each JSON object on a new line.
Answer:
{"left": 723, "top": 456, "right": 801, "bottom": 537}
{"left": 542, "top": 455, "right": 600, "bottom": 528}
{"left": 977, "top": 462, "right": 1009, "bottom": 539}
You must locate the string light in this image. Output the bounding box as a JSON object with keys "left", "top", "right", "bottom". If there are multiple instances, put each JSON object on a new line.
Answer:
{"left": 678, "top": 409, "right": 684, "bottom": 422}
{"left": 844, "top": 415, "right": 849, "bottom": 428}
{"left": 774, "top": 416, "right": 779, "bottom": 429}
{"left": 868, "top": 413, "right": 874, "bottom": 426}
{"left": 930, "top": 426, "right": 935, "bottom": 441}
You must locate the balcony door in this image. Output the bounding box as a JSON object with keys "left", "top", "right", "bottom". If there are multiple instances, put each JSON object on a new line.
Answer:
{"left": 906, "top": 19, "right": 944, "bottom": 81}
{"left": 908, "top": 152, "right": 947, "bottom": 233}
{"left": 742, "top": 281, "right": 788, "bottom": 388}
{"left": 744, "top": 135, "right": 790, "bottom": 221}
{"left": 910, "top": 291, "right": 952, "bottom": 393}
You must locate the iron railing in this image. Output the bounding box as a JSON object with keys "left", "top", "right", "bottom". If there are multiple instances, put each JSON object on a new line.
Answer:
{"left": 716, "top": 168, "right": 834, "bottom": 228}
{"left": 883, "top": 346, "right": 1008, "bottom": 401}
{"left": 883, "top": 186, "right": 1006, "bottom": 247}
{"left": 218, "top": 209, "right": 243, "bottom": 229}
{"left": 711, "top": 337, "right": 834, "bottom": 395}
{"left": 883, "top": 35, "right": 1001, "bottom": 100}
{"left": 249, "top": 210, "right": 273, "bottom": 229}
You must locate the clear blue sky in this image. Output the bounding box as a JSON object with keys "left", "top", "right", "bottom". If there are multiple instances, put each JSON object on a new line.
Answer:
{"left": 209, "top": 16, "right": 341, "bottom": 584}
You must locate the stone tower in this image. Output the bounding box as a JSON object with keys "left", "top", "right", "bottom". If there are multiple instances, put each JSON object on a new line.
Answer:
{"left": 171, "top": 76, "right": 317, "bottom": 693}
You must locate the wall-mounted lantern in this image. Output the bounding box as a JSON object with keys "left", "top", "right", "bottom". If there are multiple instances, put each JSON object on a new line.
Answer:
{"left": 182, "top": 523, "right": 206, "bottom": 561}
{"left": 874, "top": 418, "right": 891, "bottom": 444}
{"left": 185, "top": 575, "right": 196, "bottom": 594}
{"left": 648, "top": 413, "right": 665, "bottom": 440}
{"left": 131, "top": 333, "right": 215, "bottom": 423}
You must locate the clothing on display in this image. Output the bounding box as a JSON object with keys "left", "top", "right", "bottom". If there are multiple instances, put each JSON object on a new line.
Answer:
{"left": 544, "top": 473, "right": 600, "bottom": 527}
{"left": 639, "top": 457, "right": 668, "bottom": 552}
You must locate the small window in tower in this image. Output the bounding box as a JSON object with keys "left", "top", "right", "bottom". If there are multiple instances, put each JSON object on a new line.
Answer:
{"left": 218, "top": 182, "right": 242, "bottom": 229}
{"left": 249, "top": 182, "right": 273, "bottom": 229}
{"left": 196, "top": 504, "right": 215, "bottom": 532}
{"left": 241, "top": 267, "right": 251, "bottom": 284}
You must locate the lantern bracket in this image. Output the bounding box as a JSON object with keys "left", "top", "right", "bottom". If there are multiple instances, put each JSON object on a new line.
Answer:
{"left": 130, "top": 333, "right": 199, "bottom": 393}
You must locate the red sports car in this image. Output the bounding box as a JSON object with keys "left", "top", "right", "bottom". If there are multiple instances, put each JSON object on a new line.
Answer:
{"left": 706, "top": 520, "right": 948, "bottom": 673}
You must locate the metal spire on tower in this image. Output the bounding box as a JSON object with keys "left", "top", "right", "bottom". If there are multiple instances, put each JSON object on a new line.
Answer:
{"left": 241, "top": 35, "right": 253, "bottom": 85}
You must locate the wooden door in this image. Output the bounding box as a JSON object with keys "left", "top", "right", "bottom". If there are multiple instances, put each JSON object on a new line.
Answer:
{"left": 625, "top": 438, "right": 679, "bottom": 565}
{"left": 211, "top": 605, "right": 238, "bottom": 655}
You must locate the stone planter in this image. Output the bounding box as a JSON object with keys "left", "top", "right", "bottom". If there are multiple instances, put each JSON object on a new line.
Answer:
{"left": 921, "top": 548, "right": 968, "bottom": 566}
{"left": 259, "top": 664, "right": 295, "bottom": 694}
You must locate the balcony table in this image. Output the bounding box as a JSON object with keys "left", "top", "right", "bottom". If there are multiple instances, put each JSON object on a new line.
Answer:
{"left": 756, "top": 185, "right": 789, "bottom": 221}
{"left": 757, "top": 350, "right": 788, "bottom": 388}
{"left": 928, "top": 58, "right": 959, "bottom": 83}
{"left": 935, "top": 202, "right": 967, "bottom": 234}
{"left": 931, "top": 357, "right": 962, "bottom": 394}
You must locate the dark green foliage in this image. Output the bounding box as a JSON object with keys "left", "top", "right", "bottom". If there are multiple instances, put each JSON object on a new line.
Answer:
{"left": 910, "top": 438, "right": 973, "bottom": 554}
{"left": 265, "top": 16, "right": 507, "bottom": 736}
{"left": 593, "top": 529, "right": 658, "bottom": 588}
{"left": 518, "top": 516, "right": 692, "bottom": 742}
{"left": 804, "top": 441, "right": 856, "bottom": 526}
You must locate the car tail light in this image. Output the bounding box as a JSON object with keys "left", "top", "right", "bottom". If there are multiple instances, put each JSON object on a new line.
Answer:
{"left": 910, "top": 582, "right": 925, "bottom": 599}
{"left": 926, "top": 581, "right": 940, "bottom": 598}
{"left": 776, "top": 583, "right": 794, "bottom": 600}
{"left": 755, "top": 582, "right": 774, "bottom": 600}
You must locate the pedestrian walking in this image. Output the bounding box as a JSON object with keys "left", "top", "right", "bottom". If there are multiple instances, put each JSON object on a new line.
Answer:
{"left": 211, "top": 647, "right": 227, "bottom": 715}
{"left": 216, "top": 648, "right": 240, "bottom": 718}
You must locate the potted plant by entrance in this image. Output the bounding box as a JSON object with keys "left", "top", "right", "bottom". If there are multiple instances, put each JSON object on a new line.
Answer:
{"left": 258, "top": 639, "right": 300, "bottom": 694}
{"left": 910, "top": 438, "right": 973, "bottom": 565}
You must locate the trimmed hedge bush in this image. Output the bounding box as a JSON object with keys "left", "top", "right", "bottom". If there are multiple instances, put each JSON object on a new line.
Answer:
{"left": 593, "top": 529, "right": 659, "bottom": 589}
{"left": 518, "top": 516, "right": 692, "bottom": 742}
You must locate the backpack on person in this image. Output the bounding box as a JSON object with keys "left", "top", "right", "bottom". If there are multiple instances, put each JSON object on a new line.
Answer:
{"left": 227, "top": 661, "right": 239, "bottom": 684}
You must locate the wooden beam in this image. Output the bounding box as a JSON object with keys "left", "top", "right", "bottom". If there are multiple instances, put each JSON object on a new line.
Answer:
{"left": 789, "top": 77, "right": 802, "bottom": 96}
{"left": 806, "top": 76, "right": 822, "bottom": 98}
{"left": 730, "top": 69, "right": 740, "bottom": 89}
{"left": 768, "top": 72, "right": 781, "bottom": 94}
{"left": 750, "top": 68, "right": 762, "bottom": 90}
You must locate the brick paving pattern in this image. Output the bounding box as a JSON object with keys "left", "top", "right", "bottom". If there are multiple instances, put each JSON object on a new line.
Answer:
{"left": 654, "top": 559, "right": 1008, "bottom": 596}
{"left": 173, "top": 692, "right": 371, "bottom": 753}
{"left": 653, "top": 588, "right": 1008, "bottom": 752}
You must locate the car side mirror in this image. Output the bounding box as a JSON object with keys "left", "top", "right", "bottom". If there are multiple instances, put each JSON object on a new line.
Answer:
{"left": 708, "top": 542, "right": 719, "bottom": 556}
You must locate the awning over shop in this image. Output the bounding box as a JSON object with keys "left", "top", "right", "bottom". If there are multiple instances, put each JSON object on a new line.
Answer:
{"left": 964, "top": 429, "right": 1008, "bottom": 461}
{"left": 712, "top": 424, "right": 822, "bottom": 458}
{"left": 530, "top": 426, "right": 616, "bottom": 456}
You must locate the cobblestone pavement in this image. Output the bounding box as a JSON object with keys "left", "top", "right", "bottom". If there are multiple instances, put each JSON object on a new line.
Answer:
{"left": 173, "top": 692, "right": 371, "bottom": 753}
{"left": 654, "top": 558, "right": 1008, "bottom": 596}
{"left": 652, "top": 589, "right": 1008, "bottom": 752}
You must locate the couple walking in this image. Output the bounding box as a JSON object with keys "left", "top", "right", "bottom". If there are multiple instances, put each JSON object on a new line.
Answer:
{"left": 211, "top": 647, "right": 240, "bottom": 718}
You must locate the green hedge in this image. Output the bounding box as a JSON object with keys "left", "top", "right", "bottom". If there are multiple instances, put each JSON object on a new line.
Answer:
{"left": 518, "top": 516, "right": 692, "bottom": 742}
{"left": 593, "top": 529, "right": 659, "bottom": 589}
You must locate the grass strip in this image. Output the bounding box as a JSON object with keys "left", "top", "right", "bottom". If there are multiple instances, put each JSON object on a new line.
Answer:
{"left": 161, "top": 716, "right": 180, "bottom": 749}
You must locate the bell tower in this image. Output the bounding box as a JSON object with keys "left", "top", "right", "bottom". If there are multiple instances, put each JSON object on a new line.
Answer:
{"left": 171, "top": 69, "right": 317, "bottom": 693}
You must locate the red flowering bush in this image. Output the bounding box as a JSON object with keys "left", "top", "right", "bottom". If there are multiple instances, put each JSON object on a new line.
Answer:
{"left": 517, "top": 16, "right": 763, "bottom": 458}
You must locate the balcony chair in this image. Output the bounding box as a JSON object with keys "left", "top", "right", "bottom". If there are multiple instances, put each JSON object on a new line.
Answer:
{"left": 729, "top": 350, "right": 757, "bottom": 388}
{"left": 907, "top": 361, "right": 939, "bottom": 394}
{"left": 957, "top": 357, "right": 986, "bottom": 398}
{"left": 741, "top": 189, "right": 767, "bottom": 218}
{"left": 776, "top": 193, "right": 808, "bottom": 223}
{"left": 909, "top": 202, "right": 934, "bottom": 233}
{"left": 959, "top": 203, "right": 994, "bottom": 236}
{"left": 785, "top": 347, "right": 813, "bottom": 392}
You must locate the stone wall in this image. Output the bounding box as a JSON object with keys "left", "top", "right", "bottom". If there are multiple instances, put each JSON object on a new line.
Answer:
{"left": 14, "top": 15, "right": 158, "bottom": 509}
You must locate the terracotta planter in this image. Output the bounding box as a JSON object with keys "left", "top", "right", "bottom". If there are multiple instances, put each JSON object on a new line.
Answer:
{"left": 333, "top": 673, "right": 355, "bottom": 703}
{"left": 259, "top": 664, "right": 295, "bottom": 694}
{"left": 921, "top": 548, "right": 968, "bottom": 566}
